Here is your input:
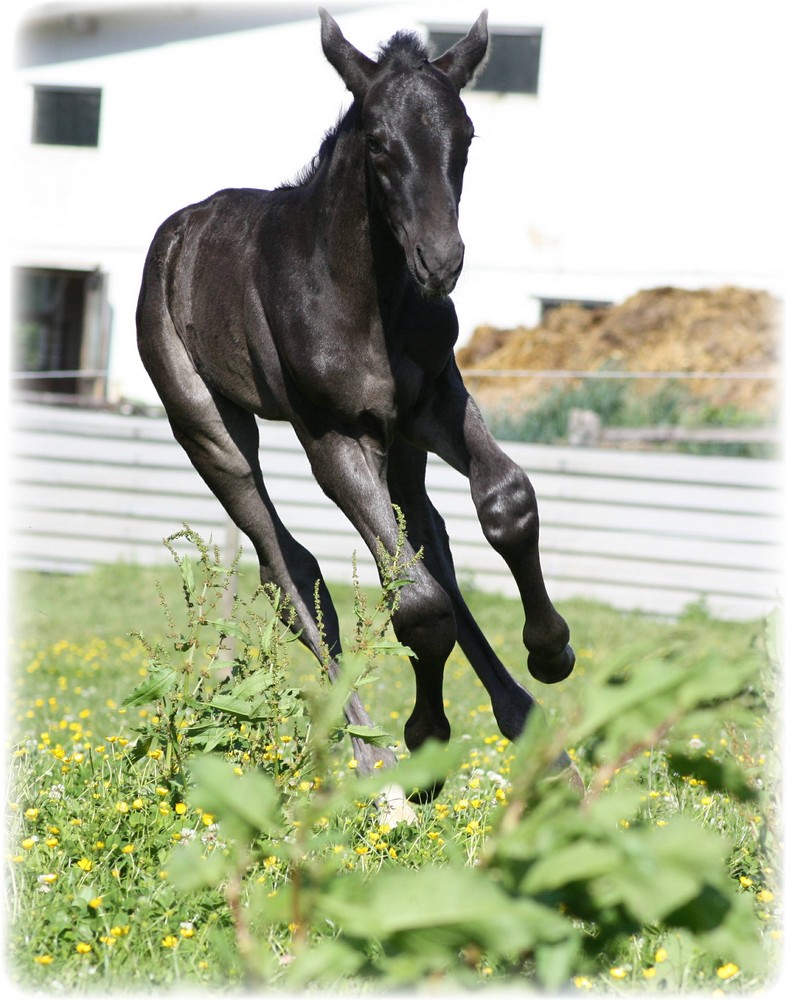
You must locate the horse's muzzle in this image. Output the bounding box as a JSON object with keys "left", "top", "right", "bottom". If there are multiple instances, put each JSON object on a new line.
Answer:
{"left": 412, "top": 238, "right": 465, "bottom": 297}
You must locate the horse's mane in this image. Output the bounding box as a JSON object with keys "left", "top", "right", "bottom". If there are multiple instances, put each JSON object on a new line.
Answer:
{"left": 278, "top": 30, "right": 431, "bottom": 191}
{"left": 377, "top": 29, "right": 431, "bottom": 67}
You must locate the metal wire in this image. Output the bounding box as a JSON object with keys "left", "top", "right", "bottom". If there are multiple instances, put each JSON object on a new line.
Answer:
{"left": 462, "top": 369, "right": 779, "bottom": 381}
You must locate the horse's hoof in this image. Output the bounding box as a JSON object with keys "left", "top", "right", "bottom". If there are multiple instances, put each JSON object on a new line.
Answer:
{"left": 376, "top": 784, "right": 418, "bottom": 827}
{"left": 528, "top": 643, "right": 575, "bottom": 684}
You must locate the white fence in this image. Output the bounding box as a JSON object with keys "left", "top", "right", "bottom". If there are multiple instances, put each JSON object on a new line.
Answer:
{"left": 10, "top": 402, "right": 783, "bottom": 621}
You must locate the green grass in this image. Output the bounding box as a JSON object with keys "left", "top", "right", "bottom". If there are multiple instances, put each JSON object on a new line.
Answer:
{"left": 5, "top": 547, "right": 782, "bottom": 994}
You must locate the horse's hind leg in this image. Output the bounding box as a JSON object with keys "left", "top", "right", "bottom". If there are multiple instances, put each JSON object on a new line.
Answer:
{"left": 139, "top": 335, "right": 394, "bottom": 776}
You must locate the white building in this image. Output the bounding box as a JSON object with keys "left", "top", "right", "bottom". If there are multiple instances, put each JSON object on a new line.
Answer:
{"left": 9, "top": 0, "right": 786, "bottom": 407}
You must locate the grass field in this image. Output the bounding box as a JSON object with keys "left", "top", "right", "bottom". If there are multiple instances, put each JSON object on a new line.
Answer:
{"left": 4, "top": 537, "right": 782, "bottom": 994}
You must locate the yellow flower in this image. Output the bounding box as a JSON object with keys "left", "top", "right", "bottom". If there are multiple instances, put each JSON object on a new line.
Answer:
{"left": 76, "top": 858, "right": 93, "bottom": 872}
{"left": 655, "top": 947, "right": 668, "bottom": 963}
{"left": 716, "top": 963, "right": 739, "bottom": 980}
{"left": 115, "top": 801, "right": 130, "bottom": 814}
{"left": 348, "top": 759, "right": 358, "bottom": 770}
{"left": 21, "top": 837, "right": 38, "bottom": 850}
{"left": 161, "top": 935, "right": 179, "bottom": 949}
{"left": 88, "top": 897, "right": 103, "bottom": 909}
{"left": 739, "top": 876, "right": 754, "bottom": 888}
{"left": 355, "top": 845, "right": 369, "bottom": 855}
{"left": 642, "top": 968, "right": 657, "bottom": 979}
{"left": 175, "top": 802, "right": 187, "bottom": 815}
{"left": 201, "top": 813, "right": 215, "bottom": 826}
{"left": 121, "top": 844, "right": 135, "bottom": 854}
{"left": 24, "top": 808, "right": 40, "bottom": 821}
{"left": 757, "top": 889, "right": 775, "bottom": 903}
{"left": 180, "top": 922, "right": 196, "bottom": 938}
{"left": 572, "top": 976, "right": 593, "bottom": 989}
{"left": 609, "top": 967, "right": 628, "bottom": 979}
{"left": 75, "top": 942, "right": 92, "bottom": 954}
{"left": 34, "top": 955, "right": 54, "bottom": 965}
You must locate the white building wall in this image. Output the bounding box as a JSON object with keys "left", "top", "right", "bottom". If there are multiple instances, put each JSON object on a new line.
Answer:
{"left": 10, "top": 0, "right": 786, "bottom": 405}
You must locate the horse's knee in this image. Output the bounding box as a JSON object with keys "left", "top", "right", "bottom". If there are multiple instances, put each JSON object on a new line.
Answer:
{"left": 476, "top": 465, "right": 539, "bottom": 554}
{"left": 394, "top": 576, "right": 456, "bottom": 663}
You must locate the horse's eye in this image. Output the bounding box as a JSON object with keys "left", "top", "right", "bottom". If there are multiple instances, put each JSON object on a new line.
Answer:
{"left": 366, "top": 135, "right": 384, "bottom": 155}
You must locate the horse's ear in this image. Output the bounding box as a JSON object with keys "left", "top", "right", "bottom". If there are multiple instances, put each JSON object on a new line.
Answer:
{"left": 432, "top": 10, "right": 489, "bottom": 89}
{"left": 319, "top": 8, "right": 377, "bottom": 101}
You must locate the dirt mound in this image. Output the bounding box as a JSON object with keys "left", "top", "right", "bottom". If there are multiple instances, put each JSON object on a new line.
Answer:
{"left": 457, "top": 286, "right": 781, "bottom": 417}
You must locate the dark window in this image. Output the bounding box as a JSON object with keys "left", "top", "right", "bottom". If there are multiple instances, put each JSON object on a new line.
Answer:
{"left": 538, "top": 297, "right": 613, "bottom": 321}
{"left": 13, "top": 266, "right": 109, "bottom": 398}
{"left": 32, "top": 85, "right": 101, "bottom": 146}
{"left": 430, "top": 27, "right": 542, "bottom": 94}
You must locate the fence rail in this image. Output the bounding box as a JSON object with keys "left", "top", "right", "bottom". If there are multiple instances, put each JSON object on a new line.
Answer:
{"left": 9, "top": 402, "right": 783, "bottom": 621}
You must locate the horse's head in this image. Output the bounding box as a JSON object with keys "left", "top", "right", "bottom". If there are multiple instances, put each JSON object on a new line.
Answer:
{"left": 320, "top": 9, "right": 488, "bottom": 297}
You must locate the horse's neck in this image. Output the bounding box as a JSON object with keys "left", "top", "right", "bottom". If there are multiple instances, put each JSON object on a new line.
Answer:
{"left": 312, "top": 124, "right": 408, "bottom": 304}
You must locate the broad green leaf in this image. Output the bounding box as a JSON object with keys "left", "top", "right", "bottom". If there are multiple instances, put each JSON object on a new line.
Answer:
{"left": 345, "top": 724, "right": 393, "bottom": 747}
{"left": 535, "top": 936, "right": 583, "bottom": 992}
{"left": 179, "top": 554, "right": 195, "bottom": 596}
{"left": 281, "top": 940, "right": 366, "bottom": 988}
{"left": 122, "top": 666, "right": 179, "bottom": 707}
{"left": 668, "top": 752, "right": 757, "bottom": 801}
{"left": 187, "top": 754, "right": 283, "bottom": 839}
{"left": 522, "top": 840, "right": 621, "bottom": 894}
{"left": 368, "top": 640, "right": 415, "bottom": 657}
{"left": 165, "top": 838, "right": 230, "bottom": 891}
{"left": 207, "top": 618, "right": 252, "bottom": 641}
{"left": 208, "top": 670, "right": 275, "bottom": 718}
{"left": 321, "top": 864, "right": 571, "bottom": 957}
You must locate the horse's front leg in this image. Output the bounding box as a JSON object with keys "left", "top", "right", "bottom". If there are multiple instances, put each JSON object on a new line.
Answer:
{"left": 298, "top": 425, "right": 456, "bottom": 794}
{"left": 408, "top": 369, "right": 575, "bottom": 686}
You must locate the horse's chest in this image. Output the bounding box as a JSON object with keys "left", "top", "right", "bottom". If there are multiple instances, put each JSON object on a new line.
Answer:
{"left": 288, "top": 338, "right": 398, "bottom": 424}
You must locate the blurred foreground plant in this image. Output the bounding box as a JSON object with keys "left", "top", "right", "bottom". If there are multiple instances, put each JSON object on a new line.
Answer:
{"left": 122, "top": 526, "right": 772, "bottom": 991}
